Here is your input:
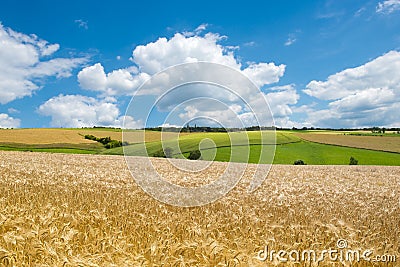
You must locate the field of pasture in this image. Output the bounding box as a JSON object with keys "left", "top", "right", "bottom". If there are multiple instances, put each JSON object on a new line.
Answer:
{"left": 117, "top": 130, "right": 400, "bottom": 165}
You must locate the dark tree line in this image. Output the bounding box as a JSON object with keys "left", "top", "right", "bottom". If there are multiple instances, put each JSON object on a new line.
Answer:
{"left": 84, "top": 134, "right": 128, "bottom": 149}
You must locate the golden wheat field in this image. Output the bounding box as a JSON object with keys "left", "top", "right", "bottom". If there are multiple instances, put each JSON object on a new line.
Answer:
{"left": 0, "top": 129, "right": 192, "bottom": 146}
{"left": 0, "top": 129, "right": 121, "bottom": 145}
{"left": 295, "top": 133, "right": 400, "bottom": 153}
{"left": 0, "top": 151, "right": 399, "bottom": 266}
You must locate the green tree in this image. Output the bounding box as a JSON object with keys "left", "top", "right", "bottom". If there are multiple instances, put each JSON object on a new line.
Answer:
{"left": 153, "top": 147, "right": 173, "bottom": 158}
{"left": 153, "top": 149, "right": 165, "bottom": 158}
{"left": 349, "top": 156, "right": 358, "bottom": 165}
{"left": 164, "top": 147, "right": 173, "bottom": 158}
{"left": 294, "top": 160, "right": 306, "bottom": 165}
{"left": 188, "top": 150, "right": 201, "bottom": 160}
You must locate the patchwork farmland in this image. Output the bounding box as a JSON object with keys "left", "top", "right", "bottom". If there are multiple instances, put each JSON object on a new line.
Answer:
{"left": 1, "top": 128, "right": 400, "bottom": 165}
{"left": 295, "top": 132, "right": 400, "bottom": 153}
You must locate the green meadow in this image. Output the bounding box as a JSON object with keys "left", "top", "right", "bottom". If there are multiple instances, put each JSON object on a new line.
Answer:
{"left": 110, "top": 130, "right": 400, "bottom": 165}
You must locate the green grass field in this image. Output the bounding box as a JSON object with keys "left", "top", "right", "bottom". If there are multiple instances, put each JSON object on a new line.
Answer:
{"left": 117, "top": 131, "right": 284, "bottom": 158}
{"left": 275, "top": 140, "right": 400, "bottom": 165}
{"left": 0, "top": 143, "right": 102, "bottom": 154}
{"left": 1, "top": 128, "right": 399, "bottom": 165}
{"left": 113, "top": 130, "right": 400, "bottom": 165}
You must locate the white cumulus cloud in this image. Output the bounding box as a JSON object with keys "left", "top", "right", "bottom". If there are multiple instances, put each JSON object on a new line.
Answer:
{"left": 77, "top": 28, "right": 292, "bottom": 127}
{"left": 242, "top": 62, "right": 285, "bottom": 87}
{"left": 304, "top": 51, "right": 400, "bottom": 100}
{"left": 172, "top": 84, "right": 299, "bottom": 128}
{"left": 0, "top": 113, "right": 20, "bottom": 128}
{"left": 131, "top": 32, "right": 239, "bottom": 74}
{"left": 78, "top": 63, "right": 150, "bottom": 96}
{"left": 302, "top": 51, "right": 400, "bottom": 128}
{"left": 78, "top": 30, "right": 285, "bottom": 96}
{"left": 244, "top": 84, "right": 299, "bottom": 127}
{"left": 38, "top": 94, "right": 142, "bottom": 128}
{"left": 0, "top": 23, "right": 88, "bottom": 104}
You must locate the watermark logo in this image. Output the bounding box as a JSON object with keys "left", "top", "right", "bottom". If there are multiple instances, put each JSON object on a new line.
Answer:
{"left": 256, "top": 239, "right": 396, "bottom": 264}
{"left": 123, "top": 62, "right": 276, "bottom": 207}
{"left": 336, "top": 238, "right": 348, "bottom": 249}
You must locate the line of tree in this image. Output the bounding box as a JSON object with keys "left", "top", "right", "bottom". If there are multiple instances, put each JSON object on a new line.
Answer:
{"left": 84, "top": 134, "right": 128, "bottom": 149}
{"left": 81, "top": 126, "right": 122, "bottom": 129}
{"left": 144, "top": 125, "right": 278, "bottom": 133}
{"left": 289, "top": 126, "right": 400, "bottom": 132}
{"left": 142, "top": 125, "right": 400, "bottom": 133}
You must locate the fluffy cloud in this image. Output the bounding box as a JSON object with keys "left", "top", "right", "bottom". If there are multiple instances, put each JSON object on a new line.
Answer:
{"left": 38, "top": 94, "right": 142, "bottom": 128}
{"left": 78, "top": 31, "right": 285, "bottom": 96}
{"left": 329, "top": 87, "right": 396, "bottom": 112}
{"left": 0, "top": 113, "right": 20, "bottom": 128}
{"left": 242, "top": 63, "right": 285, "bottom": 87}
{"left": 376, "top": 0, "right": 400, "bottom": 13}
{"left": 242, "top": 85, "right": 299, "bottom": 127}
{"left": 302, "top": 51, "right": 400, "bottom": 128}
{"left": 304, "top": 51, "right": 400, "bottom": 100}
{"left": 172, "top": 85, "right": 299, "bottom": 128}
{"left": 0, "top": 23, "right": 87, "bottom": 104}
{"left": 303, "top": 102, "right": 400, "bottom": 128}
{"left": 77, "top": 28, "right": 292, "bottom": 127}
{"left": 266, "top": 87, "right": 299, "bottom": 119}
{"left": 7, "top": 108, "right": 20, "bottom": 114}
{"left": 131, "top": 32, "right": 239, "bottom": 74}
{"left": 78, "top": 63, "right": 150, "bottom": 96}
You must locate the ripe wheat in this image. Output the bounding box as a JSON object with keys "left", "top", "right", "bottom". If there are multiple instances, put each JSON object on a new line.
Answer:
{"left": 0, "top": 151, "right": 398, "bottom": 266}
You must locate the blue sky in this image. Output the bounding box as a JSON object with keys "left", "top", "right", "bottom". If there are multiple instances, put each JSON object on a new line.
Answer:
{"left": 0, "top": 0, "right": 399, "bottom": 129}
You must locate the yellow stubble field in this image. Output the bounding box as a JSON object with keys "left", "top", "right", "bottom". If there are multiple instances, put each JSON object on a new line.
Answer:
{"left": 296, "top": 133, "right": 400, "bottom": 153}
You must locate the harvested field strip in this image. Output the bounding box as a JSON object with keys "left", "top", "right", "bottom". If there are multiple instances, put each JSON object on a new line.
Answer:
{"left": 295, "top": 133, "right": 400, "bottom": 153}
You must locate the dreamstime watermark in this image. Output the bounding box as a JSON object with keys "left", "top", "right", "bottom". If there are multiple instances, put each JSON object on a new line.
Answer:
{"left": 123, "top": 62, "right": 276, "bottom": 207}
{"left": 256, "top": 239, "right": 397, "bottom": 264}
